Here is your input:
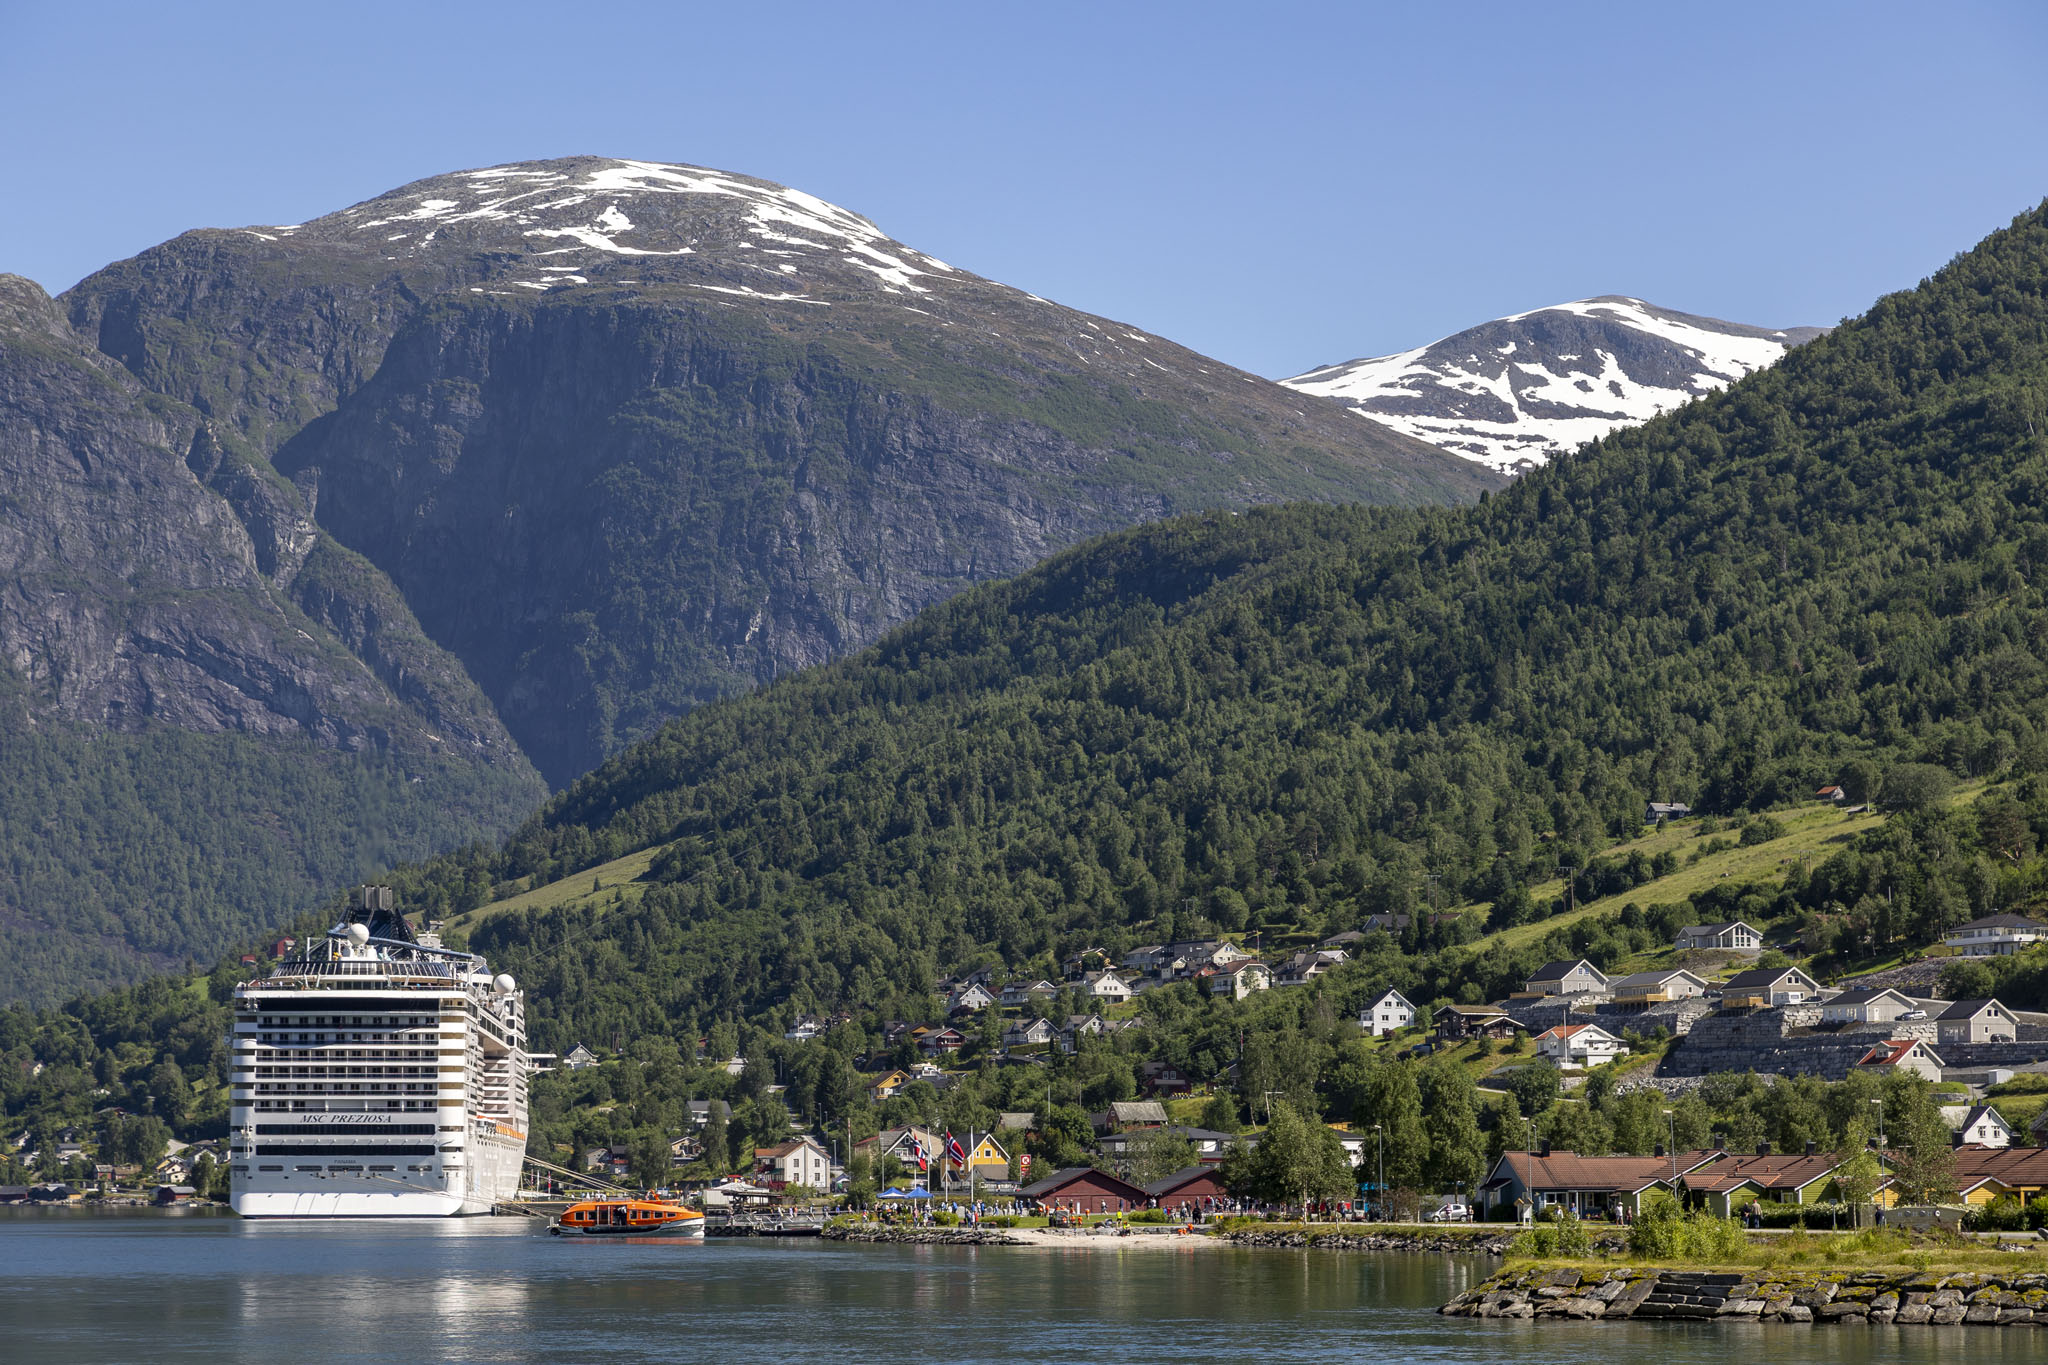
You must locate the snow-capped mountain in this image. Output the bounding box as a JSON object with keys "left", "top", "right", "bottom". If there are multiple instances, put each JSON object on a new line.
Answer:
{"left": 1282, "top": 297, "right": 1827, "bottom": 475}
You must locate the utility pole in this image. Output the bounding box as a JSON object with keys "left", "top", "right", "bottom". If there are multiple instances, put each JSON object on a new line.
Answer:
{"left": 1373, "top": 1122, "right": 1384, "bottom": 1223}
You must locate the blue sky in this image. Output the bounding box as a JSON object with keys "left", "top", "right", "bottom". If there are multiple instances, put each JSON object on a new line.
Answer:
{"left": 3, "top": 1, "right": 2045, "bottom": 377}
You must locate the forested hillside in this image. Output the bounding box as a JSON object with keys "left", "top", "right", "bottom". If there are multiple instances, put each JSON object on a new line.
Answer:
{"left": 13, "top": 202, "right": 2048, "bottom": 1179}
{"left": 390, "top": 201, "right": 2048, "bottom": 1052}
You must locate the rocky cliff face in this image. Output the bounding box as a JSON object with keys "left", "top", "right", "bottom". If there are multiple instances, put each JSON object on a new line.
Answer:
{"left": 0, "top": 272, "right": 543, "bottom": 1003}
{"left": 69, "top": 156, "right": 1501, "bottom": 783}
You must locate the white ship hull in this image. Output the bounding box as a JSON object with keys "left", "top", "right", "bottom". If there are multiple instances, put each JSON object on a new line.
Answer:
{"left": 229, "top": 892, "right": 537, "bottom": 1219}
{"left": 233, "top": 1130, "right": 527, "bottom": 1218}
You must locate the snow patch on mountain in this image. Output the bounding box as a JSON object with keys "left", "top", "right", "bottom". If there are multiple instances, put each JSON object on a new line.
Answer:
{"left": 1283, "top": 297, "right": 1824, "bottom": 475}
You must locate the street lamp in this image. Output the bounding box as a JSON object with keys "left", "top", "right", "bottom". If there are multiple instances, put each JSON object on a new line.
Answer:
{"left": 1373, "top": 1122, "right": 1384, "bottom": 1223}
{"left": 1663, "top": 1108, "right": 1677, "bottom": 1199}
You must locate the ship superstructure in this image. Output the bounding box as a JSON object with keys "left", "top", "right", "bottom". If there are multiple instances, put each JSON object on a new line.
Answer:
{"left": 229, "top": 887, "right": 536, "bottom": 1216}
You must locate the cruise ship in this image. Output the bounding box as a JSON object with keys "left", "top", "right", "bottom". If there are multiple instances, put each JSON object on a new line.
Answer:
{"left": 229, "top": 888, "right": 538, "bottom": 1216}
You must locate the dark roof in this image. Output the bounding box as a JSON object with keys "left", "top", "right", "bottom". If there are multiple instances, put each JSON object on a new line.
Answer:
{"left": 1680, "top": 920, "right": 1755, "bottom": 935}
{"left": 1527, "top": 959, "right": 1593, "bottom": 982}
{"left": 1722, "top": 967, "right": 1813, "bottom": 990}
{"left": 1017, "top": 1166, "right": 1149, "bottom": 1200}
{"left": 1954, "top": 914, "right": 2048, "bottom": 931}
{"left": 1825, "top": 988, "right": 1903, "bottom": 1006}
{"left": 1936, "top": 999, "right": 2013, "bottom": 1020}
{"left": 1489, "top": 1149, "right": 1719, "bottom": 1193}
{"left": 1143, "top": 1166, "right": 1228, "bottom": 1197}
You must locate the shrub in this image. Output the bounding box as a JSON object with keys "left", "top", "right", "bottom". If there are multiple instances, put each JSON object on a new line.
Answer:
{"left": 1629, "top": 1191, "right": 1749, "bottom": 1261}
{"left": 1739, "top": 816, "right": 1786, "bottom": 846}
{"left": 1128, "top": 1207, "right": 1171, "bottom": 1223}
{"left": 1971, "top": 1196, "right": 2028, "bottom": 1232}
{"left": 932, "top": 1211, "right": 960, "bottom": 1227}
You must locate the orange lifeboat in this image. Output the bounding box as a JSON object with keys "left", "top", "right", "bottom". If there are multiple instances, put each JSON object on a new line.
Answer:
{"left": 550, "top": 1198, "right": 706, "bottom": 1238}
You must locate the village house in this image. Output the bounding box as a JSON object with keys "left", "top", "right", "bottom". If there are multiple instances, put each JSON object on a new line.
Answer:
{"left": 559, "top": 1042, "right": 600, "bottom": 1071}
{"left": 946, "top": 982, "right": 997, "bottom": 1015}
{"left": 1361, "top": 988, "right": 1416, "bottom": 1037}
{"left": 1479, "top": 1148, "right": 1720, "bottom": 1220}
{"left": 997, "top": 1111, "right": 1037, "bottom": 1135}
{"left": 1952, "top": 1145, "right": 2048, "bottom": 1207}
{"left": 1609, "top": 969, "right": 1709, "bottom": 1004}
{"left": 1122, "top": 945, "right": 1172, "bottom": 976}
{"left": 1943, "top": 1103, "right": 2015, "bottom": 1148}
{"left": 1018, "top": 1166, "right": 1151, "bottom": 1214}
{"left": 1520, "top": 959, "right": 1610, "bottom": 998}
{"left": 1095, "top": 1100, "right": 1170, "bottom": 1133}
{"left": 1209, "top": 960, "right": 1273, "bottom": 1000}
{"left": 1433, "top": 1003, "right": 1520, "bottom": 1042}
{"left": 950, "top": 1133, "right": 1010, "bottom": 1179}
{"left": 1274, "top": 948, "right": 1347, "bottom": 987}
{"left": 917, "top": 1027, "right": 968, "bottom": 1056}
{"left": 868, "top": 1070, "right": 912, "bottom": 1102}
{"left": 1645, "top": 801, "right": 1692, "bottom": 822}
{"left": 1361, "top": 912, "right": 1413, "bottom": 934}
{"left": 1136, "top": 1060, "right": 1191, "bottom": 1095}
{"left": 1818, "top": 988, "right": 1924, "bottom": 1026}
{"left": 1855, "top": 1037, "right": 1947, "bottom": 1080}
{"left": 668, "top": 1133, "right": 703, "bottom": 1166}
{"left": 1936, "top": 999, "right": 2021, "bottom": 1044}
{"left": 1000, "top": 979, "right": 1058, "bottom": 1008}
{"left": 1674, "top": 920, "right": 1764, "bottom": 953}
{"left": 1145, "top": 1164, "right": 1231, "bottom": 1212}
{"left": 1001, "top": 1018, "right": 1056, "bottom": 1050}
{"left": 1061, "top": 947, "right": 1113, "bottom": 979}
{"left": 855, "top": 1126, "right": 941, "bottom": 1172}
{"left": 783, "top": 1015, "right": 826, "bottom": 1042}
{"left": 1815, "top": 783, "right": 1847, "bottom": 803}
{"left": 1058, "top": 1014, "right": 1107, "bottom": 1054}
{"left": 1943, "top": 913, "right": 2048, "bottom": 957}
{"left": 1534, "top": 1023, "right": 1631, "bottom": 1069}
{"left": 754, "top": 1136, "right": 833, "bottom": 1190}
{"left": 1082, "top": 970, "right": 1135, "bottom": 1005}
{"left": 1098, "top": 1124, "right": 1236, "bottom": 1163}
{"left": 1320, "top": 930, "right": 1367, "bottom": 951}
{"left": 1681, "top": 1146, "right": 1857, "bottom": 1216}
{"left": 1719, "top": 965, "right": 1822, "bottom": 1007}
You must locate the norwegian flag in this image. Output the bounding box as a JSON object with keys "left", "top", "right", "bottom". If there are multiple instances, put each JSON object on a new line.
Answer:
{"left": 915, "top": 1144, "right": 929, "bottom": 1172}
{"left": 947, "top": 1132, "right": 969, "bottom": 1165}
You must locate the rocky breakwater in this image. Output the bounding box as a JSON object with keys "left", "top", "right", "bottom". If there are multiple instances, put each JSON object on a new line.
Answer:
{"left": 1442, "top": 1265, "right": 2048, "bottom": 1326}
{"left": 822, "top": 1224, "right": 1025, "bottom": 1247}
{"left": 1224, "top": 1229, "right": 1530, "bottom": 1255}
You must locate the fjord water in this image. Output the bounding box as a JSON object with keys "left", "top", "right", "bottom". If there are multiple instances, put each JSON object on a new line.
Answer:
{"left": 3, "top": 1212, "right": 2037, "bottom": 1364}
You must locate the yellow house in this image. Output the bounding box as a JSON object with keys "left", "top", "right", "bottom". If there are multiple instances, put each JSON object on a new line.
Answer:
{"left": 950, "top": 1132, "right": 1010, "bottom": 1177}
{"left": 869, "top": 1070, "right": 911, "bottom": 1102}
{"left": 1950, "top": 1146, "right": 2048, "bottom": 1206}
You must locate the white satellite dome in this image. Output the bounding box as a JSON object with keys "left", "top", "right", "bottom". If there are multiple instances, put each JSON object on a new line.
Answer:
{"left": 494, "top": 973, "right": 517, "bottom": 995}
{"left": 345, "top": 923, "right": 371, "bottom": 946}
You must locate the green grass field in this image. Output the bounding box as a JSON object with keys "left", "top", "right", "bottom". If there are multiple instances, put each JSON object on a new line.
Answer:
{"left": 448, "top": 843, "right": 667, "bottom": 932}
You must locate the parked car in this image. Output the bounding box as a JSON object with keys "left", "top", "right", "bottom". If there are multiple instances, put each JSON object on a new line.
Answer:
{"left": 1427, "top": 1203, "right": 1472, "bottom": 1223}
{"left": 1898, "top": 1010, "right": 1927, "bottom": 1020}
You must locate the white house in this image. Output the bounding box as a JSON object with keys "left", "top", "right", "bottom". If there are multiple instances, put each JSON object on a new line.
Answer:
{"left": 1083, "top": 970, "right": 1134, "bottom": 1005}
{"left": 1936, "top": 999, "right": 2021, "bottom": 1045}
{"left": 1942, "top": 1103, "right": 2015, "bottom": 1148}
{"left": 1360, "top": 988, "right": 1416, "bottom": 1037}
{"left": 754, "top": 1135, "right": 833, "bottom": 1190}
{"left": 1609, "top": 969, "right": 1709, "bottom": 1003}
{"left": 1002, "top": 1018, "right": 1056, "bottom": 1049}
{"left": 1209, "top": 960, "right": 1273, "bottom": 1000}
{"left": 947, "top": 982, "right": 997, "bottom": 1014}
{"left": 1000, "top": 979, "right": 1058, "bottom": 1008}
{"left": 1534, "top": 1023, "right": 1630, "bottom": 1069}
{"left": 1674, "top": 921, "right": 1763, "bottom": 953}
{"left": 561, "top": 1042, "right": 601, "bottom": 1070}
{"left": 1818, "top": 988, "right": 1923, "bottom": 1026}
{"left": 1521, "top": 959, "right": 1610, "bottom": 998}
{"left": 1943, "top": 914, "right": 2048, "bottom": 957}
{"left": 1058, "top": 1013, "right": 1107, "bottom": 1053}
{"left": 1719, "top": 966, "right": 1822, "bottom": 1007}
{"left": 1856, "top": 1037, "right": 1946, "bottom": 1080}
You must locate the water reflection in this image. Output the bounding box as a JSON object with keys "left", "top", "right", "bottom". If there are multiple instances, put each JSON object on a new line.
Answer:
{"left": 5, "top": 1214, "right": 2048, "bottom": 1365}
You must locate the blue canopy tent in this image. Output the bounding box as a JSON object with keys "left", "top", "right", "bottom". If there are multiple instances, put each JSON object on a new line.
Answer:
{"left": 876, "top": 1185, "right": 933, "bottom": 1200}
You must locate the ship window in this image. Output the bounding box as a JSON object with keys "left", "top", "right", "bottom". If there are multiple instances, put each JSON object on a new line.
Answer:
{"left": 259, "top": 1165, "right": 283, "bottom": 1172}
{"left": 295, "top": 1165, "right": 321, "bottom": 1172}
{"left": 370, "top": 1165, "right": 396, "bottom": 1172}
